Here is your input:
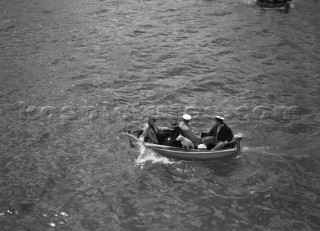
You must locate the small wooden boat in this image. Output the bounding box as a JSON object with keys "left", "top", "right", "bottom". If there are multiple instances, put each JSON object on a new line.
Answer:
{"left": 127, "top": 130, "right": 243, "bottom": 160}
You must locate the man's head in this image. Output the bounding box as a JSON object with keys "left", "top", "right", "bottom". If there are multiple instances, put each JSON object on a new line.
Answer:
{"left": 182, "top": 113, "right": 192, "bottom": 122}
{"left": 148, "top": 117, "right": 157, "bottom": 126}
{"left": 213, "top": 116, "right": 224, "bottom": 126}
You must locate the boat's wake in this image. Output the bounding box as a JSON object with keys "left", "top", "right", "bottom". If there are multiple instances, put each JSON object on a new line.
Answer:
{"left": 135, "top": 143, "right": 178, "bottom": 167}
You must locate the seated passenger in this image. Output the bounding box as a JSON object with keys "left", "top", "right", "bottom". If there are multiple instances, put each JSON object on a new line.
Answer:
{"left": 163, "top": 120, "right": 183, "bottom": 148}
{"left": 202, "top": 116, "right": 234, "bottom": 150}
{"left": 179, "top": 114, "right": 200, "bottom": 148}
{"left": 139, "top": 117, "right": 159, "bottom": 144}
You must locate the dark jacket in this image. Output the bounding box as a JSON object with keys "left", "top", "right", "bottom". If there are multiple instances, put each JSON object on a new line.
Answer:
{"left": 169, "top": 127, "right": 183, "bottom": 147}
{"left": 208, "top": 124, "right": 233, "bottom": 142}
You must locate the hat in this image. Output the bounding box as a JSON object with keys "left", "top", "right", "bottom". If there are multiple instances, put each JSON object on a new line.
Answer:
{"left": 182, "top": 113, "right": 192, "bottom": 120}
{"left": 214, "top": 116, "right": 225, "bottom": 123}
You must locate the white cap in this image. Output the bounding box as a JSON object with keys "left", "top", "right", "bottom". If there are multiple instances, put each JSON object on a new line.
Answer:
{"left": 183, "top": 113, "right": 192, "bottom": 120}
{"left": 215, "top": 116, "right": 225, "bottom": 121}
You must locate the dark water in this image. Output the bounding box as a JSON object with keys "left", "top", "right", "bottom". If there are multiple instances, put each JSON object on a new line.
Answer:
{"left": 0, "top": 0, "right": 319, "bottom": 230}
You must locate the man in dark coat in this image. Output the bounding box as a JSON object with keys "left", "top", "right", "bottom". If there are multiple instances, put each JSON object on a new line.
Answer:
{"left": 163, "top": 120, "right": 183, "bottom": 148}
{"left": 202, "top": 116, "right": 234, "bottom": 150}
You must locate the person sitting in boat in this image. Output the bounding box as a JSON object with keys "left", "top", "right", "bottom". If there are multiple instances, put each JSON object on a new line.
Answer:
{"left": 202, "top": 116, "right": 234, "bottom": 150}
{"left": 179, "top": 113, "right": 200, "bottom": 148}
{"left": 139, "top": 117, "right": 159, "bottom": 144}
{"left": 163, "top": 120, "right": 184, "bottom": 148}
{"left": 256, "top": 0, "right": 291, "bottom": 7}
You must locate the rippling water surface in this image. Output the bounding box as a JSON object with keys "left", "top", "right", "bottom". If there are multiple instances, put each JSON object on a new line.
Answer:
{"left": 0, "top": 0, "right": 319, "bottom": 230}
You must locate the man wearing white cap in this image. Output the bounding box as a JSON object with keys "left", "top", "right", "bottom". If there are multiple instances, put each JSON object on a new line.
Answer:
{"left": 202, "top": 116, "right": 234, "bottom": 150}
{"left": 179, "top": 113, "right": 200, "bottom": 148}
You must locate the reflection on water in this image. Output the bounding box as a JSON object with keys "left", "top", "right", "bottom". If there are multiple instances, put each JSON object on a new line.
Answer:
{"left": 0, "top": 0, "right": 319, "bottom": 230}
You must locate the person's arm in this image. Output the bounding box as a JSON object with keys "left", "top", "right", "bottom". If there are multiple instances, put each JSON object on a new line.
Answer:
{"left": 139, "top": 126, "right": 148, "bottom": 142}
{"left": 225, "top": 127, "right": 234, "bottom": 142}
{"left": 155, "top": 124, "right": 161, "bottom": 133}
{"left": 179, "top": 122, "right": 188, "bottom": 131}
{"left": 213, "top": 127, "right": 233, "bottom": 150}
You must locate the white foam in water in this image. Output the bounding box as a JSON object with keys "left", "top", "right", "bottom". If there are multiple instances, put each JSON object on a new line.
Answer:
{"left": 242, "top": 146, "right": 250, "bottom": 152}
{"left": 242, "top": 146, "right": 274, "bottom": 152}
{"left": 135, "top": 143, "right": 177, "bottom": 166}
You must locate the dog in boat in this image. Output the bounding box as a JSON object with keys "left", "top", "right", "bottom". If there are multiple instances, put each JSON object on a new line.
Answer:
{"left": 176, "top": 134, "right": 194, "bottom": 149}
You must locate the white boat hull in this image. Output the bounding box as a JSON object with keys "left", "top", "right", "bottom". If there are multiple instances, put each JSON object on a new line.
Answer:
{"left": 127, "top": 132, "right": 242, "bottom": 160}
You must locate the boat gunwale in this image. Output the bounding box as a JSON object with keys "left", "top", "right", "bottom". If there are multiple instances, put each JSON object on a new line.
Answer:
{"left": 127, "top": 131, "right": 241, "bottom": 159}
{"left": 145, "top": 143, "right": 238, "bottom": 154}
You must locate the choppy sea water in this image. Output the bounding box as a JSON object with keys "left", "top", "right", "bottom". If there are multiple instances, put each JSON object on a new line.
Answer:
{"left": 0, "top": 0, "right": 319, "bottom": 230}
